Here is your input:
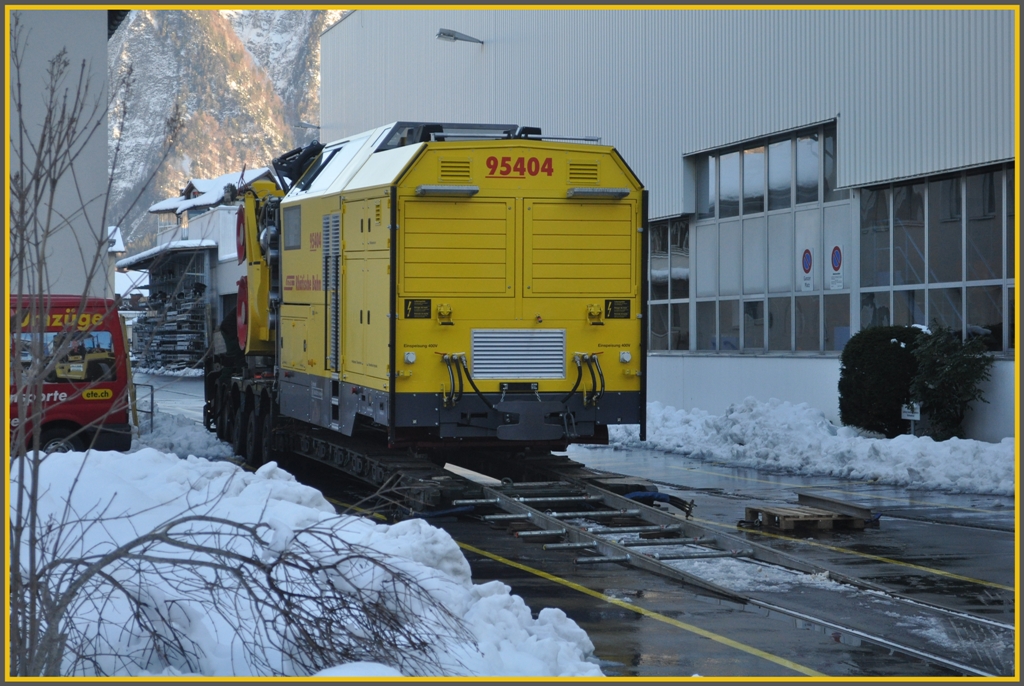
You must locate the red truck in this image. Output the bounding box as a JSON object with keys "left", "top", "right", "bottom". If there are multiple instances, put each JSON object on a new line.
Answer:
{"left": 9, "top": 296, "right": 134, "bottom": 452}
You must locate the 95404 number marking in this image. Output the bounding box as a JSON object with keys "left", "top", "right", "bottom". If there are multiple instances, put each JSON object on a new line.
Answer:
{"left": 486, "top": 156, "right": 553, "bottom": 178}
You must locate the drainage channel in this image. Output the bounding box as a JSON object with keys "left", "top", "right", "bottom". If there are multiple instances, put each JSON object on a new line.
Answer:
{"left": 452, "top": 476, "right": 1012, "bottom": 677}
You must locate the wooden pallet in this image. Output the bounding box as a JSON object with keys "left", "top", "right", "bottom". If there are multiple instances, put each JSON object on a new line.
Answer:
{"left": 744, "top": 505, "right": 866, "bottom": 531}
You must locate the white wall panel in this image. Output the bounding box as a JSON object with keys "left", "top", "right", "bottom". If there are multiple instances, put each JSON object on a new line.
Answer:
{"left": 647, "top": 354, "right": 1015, "bottom": 443}
{"left": 13, "top": 10, "right": 109, "bottom": 298}
{"left": 323, "top": 9, "right": 1013, "bottom": 221}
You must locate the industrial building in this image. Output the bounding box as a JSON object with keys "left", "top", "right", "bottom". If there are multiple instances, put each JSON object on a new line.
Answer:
{"left": 320, "top": 9, "right": 1017, "bottom": 441}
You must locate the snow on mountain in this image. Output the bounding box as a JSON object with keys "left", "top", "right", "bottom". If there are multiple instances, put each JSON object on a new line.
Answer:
{"left": 108, "top": 10, "right": 340, "bottom": 251}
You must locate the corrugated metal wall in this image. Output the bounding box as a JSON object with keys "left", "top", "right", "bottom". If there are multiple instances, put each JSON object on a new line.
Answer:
{"left": 321, "top": 9, "right": 1015, "bottom": 220}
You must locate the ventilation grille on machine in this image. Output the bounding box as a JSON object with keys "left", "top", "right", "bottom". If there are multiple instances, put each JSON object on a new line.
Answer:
{"left": 439, "top": 158, "right": 472, "bottom": 182}
{"left": 568, "top": 161, "right": 599, "bottom": 185}
{"left": 471, "top": 329, "right": 566, "bottom": 379}
{"left": 323, "top": 212, "right": 341, "bottom": 370}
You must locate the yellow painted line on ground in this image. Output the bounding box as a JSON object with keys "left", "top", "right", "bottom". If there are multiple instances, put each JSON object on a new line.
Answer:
{"left": 689, "top": 517, "right": 1015, "bottom": 593}
{"left": 662, "top": 463, "right": 1008, "bottom": 515}
{"left": 457, "top": 541, "right": 825, "bottom": 677}
{"left": 325, "top": 496, "right": 389, "bottom": 520}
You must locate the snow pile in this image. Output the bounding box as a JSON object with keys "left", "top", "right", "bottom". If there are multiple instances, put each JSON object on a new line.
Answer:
{"left": 15, "top": 449, "right": 602, "bottom": 677}
{"left": 129, "top": 411, "right": 234, "bottom": 460}
{"left": 610, "top": 398, "right": 1014, "bottom": 495}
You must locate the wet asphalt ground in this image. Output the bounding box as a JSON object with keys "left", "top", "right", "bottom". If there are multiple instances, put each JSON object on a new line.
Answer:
{"left": 140, "top": 373, "right": 1016, "bottom": 678}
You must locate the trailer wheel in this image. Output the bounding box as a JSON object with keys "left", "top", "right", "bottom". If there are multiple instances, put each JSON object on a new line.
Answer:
{"left": 245, "top": 407, "right": 263, "bottom": 467}
{"left": 215, "top": 390, "right": 230, "bottom": 441}
{"left": 260, "top": 408, "right": 278, "bottom": 467}
{"left": 232, "top": 400, "right": 249, "bottom": 459}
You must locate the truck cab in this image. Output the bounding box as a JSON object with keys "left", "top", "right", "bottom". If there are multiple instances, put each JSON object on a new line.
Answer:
{"left": 9, "top": 296, "right": 134, "bottom": 453}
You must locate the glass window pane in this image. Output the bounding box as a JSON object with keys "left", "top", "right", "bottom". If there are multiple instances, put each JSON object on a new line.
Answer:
{"left": 893, "top": 183, "right": 925, "bottom": 285}
{"left": 929, "top": 286, "right": 962, "bottom": 334}
{"left": 719, "top": 220, "right": 741, "bottom": 296}
{"left": 795, "top": 295, "right": 820, "bottom": 350}
{"left": 671, "top": 302, "right": 690, "bottom": 350}
{"left": 719, "top": 300, "right": 740, "bottom": 351}
{"left": 1009, "top": 287, "right": 1015, "bottom": 350}
{"left": 824, "top": 293, "right": 850, "bottom": 351}
{"left": 696, "top": 155, "right": 715, "bottom": 219}
{"left": 860, "top": 292, "right": 891, "bottom": 330}
{"left": 1007, "top": 168, "right": 1014, "bottom": 279}
{"left": 283, "top": 205, "right": 302, "bottom": 250}
{"left": 768, "top": 297, "right": 791, "bottom": 350}
{"left": 966, "top": 170, "right": 1002, "bottom": 280}
{"left": 966, "top": 285, "right": 1002, "bottom": 351}
{"left": 823, "top": 125, "right": 848, "bottom": 202}
{"left": 696, "top": 301, "right": 716, "bottom": 350}
{"left": 650, "top": 303, "right": 669, "bottom": 351}
{"left": 743, "top": 146, "right": 765, "bottom": 215}
{"left": 695, "top": 225, "right": 718, "bottom": 297}
{"left": 928, "top": 177, "right": 962, "bottom": 283}
{"left": 719, "top": 151, "right": 740, "bottom": 218}
{"left": 796, "top": 133, "right": 819, "bottom": 204}
{"left": 892, "top": 289, "right": 925, "bottom": 327}
{"left": 823, "top": 203, "right": 850, "bottom": 290}
{"left": 768, "top": 139, "right": 792, "bottom": 211}
{"left": 859, "top": 187, "right": 890, "bottom": 287}
{"left": 743, "top": 300, "right": 764, "bottom": 350}
{"left": 795, "top": 208, "right": 822, "bottom": 291}
{"left": 742, "top": 217, "right": 766, "bottom": 294}
{"left": 650, "top": 223, "right": 669, "bottom": 300}
{"left": 670, "top": 220, "right": 690, "bottom": 299}
{"left": 768, "top": 213, "right": 793, "bottom": 292}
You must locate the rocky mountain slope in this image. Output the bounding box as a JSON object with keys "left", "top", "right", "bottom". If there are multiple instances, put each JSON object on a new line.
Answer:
{"left": 108, "top": 9, "right": 345, "bottom": 252}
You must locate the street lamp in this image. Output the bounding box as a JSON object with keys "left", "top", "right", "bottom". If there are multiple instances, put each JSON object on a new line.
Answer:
{"left": 436, "top": 28, "right": 483, "bottom": 45}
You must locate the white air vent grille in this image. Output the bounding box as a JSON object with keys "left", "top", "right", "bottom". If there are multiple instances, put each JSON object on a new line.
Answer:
{"left": 471, "top": 329, "right": 566, "bottom": 379}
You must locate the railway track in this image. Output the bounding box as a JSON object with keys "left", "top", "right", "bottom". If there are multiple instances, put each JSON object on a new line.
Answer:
{"left": 295, "top": 446, "right": 1014, "bottom": 677}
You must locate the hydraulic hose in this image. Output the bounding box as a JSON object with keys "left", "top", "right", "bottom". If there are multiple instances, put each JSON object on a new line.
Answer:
{"left": 453, "top": 352, "right": 464, "bottom": 404}
{"left": 442, "top": 354, "right": 456, "bottom": 407}
{"left": 560, "top": 355, "right": 584, "bottom": 404}
{"left": 591, "top": 353, "right": 605, "bottom": 405}
{"left": 583, "top": 354, "right": 598, "bottom": 408}
{"left": 457, "top": 354, "right": 495, "bottom": 411}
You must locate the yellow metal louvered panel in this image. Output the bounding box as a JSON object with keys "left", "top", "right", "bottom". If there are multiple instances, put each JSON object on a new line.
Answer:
{"left": 439, "top": 157, "right": 472, "bottom": 182}
{"left": 529, "top": 278, "right": 633, "bottom": 293}
{"left": 525, "top": 200, "right": 635, "bottom": 296}
{"left": 567, "top": 160, "right": 599, "bottom": 185}
{"left": 401, "top": 199, "right": 514, "bottom": 295}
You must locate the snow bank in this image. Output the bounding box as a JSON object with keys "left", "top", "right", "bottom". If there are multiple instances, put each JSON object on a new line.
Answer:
{"left": 129, "top": 410, "right": 234, "bottom": 460}
{"left": 610, "top": 398, "right": 1014, "bottom": 496}
{"left": 16, "top": 448, "right": 602, "bottom": 677}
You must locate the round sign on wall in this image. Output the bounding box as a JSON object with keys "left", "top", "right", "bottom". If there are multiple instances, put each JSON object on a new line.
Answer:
{"left": 802, "top": 249, "right": 813, "bottom": 274}
{"left": 831, "top": 245, "right": 843, "bottom": 272}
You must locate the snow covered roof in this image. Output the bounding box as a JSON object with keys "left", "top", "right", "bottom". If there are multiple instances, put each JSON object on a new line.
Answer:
{"left": 115, "top": 269, "right": 148, "bottom": 296}
{"left": 148, "top": 168, "right": 276, "bottom": 215}
{"left": 107, "top": 226, "right": 125, "bottom": 253}
{"left": 116, "top": 239, "right": 217, "bottom": 270}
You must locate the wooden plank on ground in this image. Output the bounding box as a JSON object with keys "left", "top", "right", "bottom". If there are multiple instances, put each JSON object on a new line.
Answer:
{"left": 797, "top": 492, "right": 873, "bottom": 520}
{"left": 745, "top": 504, "right": 866, "bottom": 532}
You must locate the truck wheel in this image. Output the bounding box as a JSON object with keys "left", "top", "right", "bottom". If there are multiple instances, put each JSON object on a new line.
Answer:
{"left": 260, "top": 409, "right": 278, "bottom": 467}
{"left": 39, "top": 427, "right": 84, "bottom": 453}
{"left": 232, "top": 401, "right": 249, "bottom": 459}
{"left": 216, "top": 391, "right": 230, "bottom": 441}
{"left": 245, "top": 408, "right": 264, "bottom": 467}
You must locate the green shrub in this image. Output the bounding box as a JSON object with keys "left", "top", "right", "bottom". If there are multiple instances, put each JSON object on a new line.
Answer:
{"left": 838, "top": 326, "right": 923, "bottom": 438}
{"left": 910, "top": 327, "right": 994, "bottom": 440}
